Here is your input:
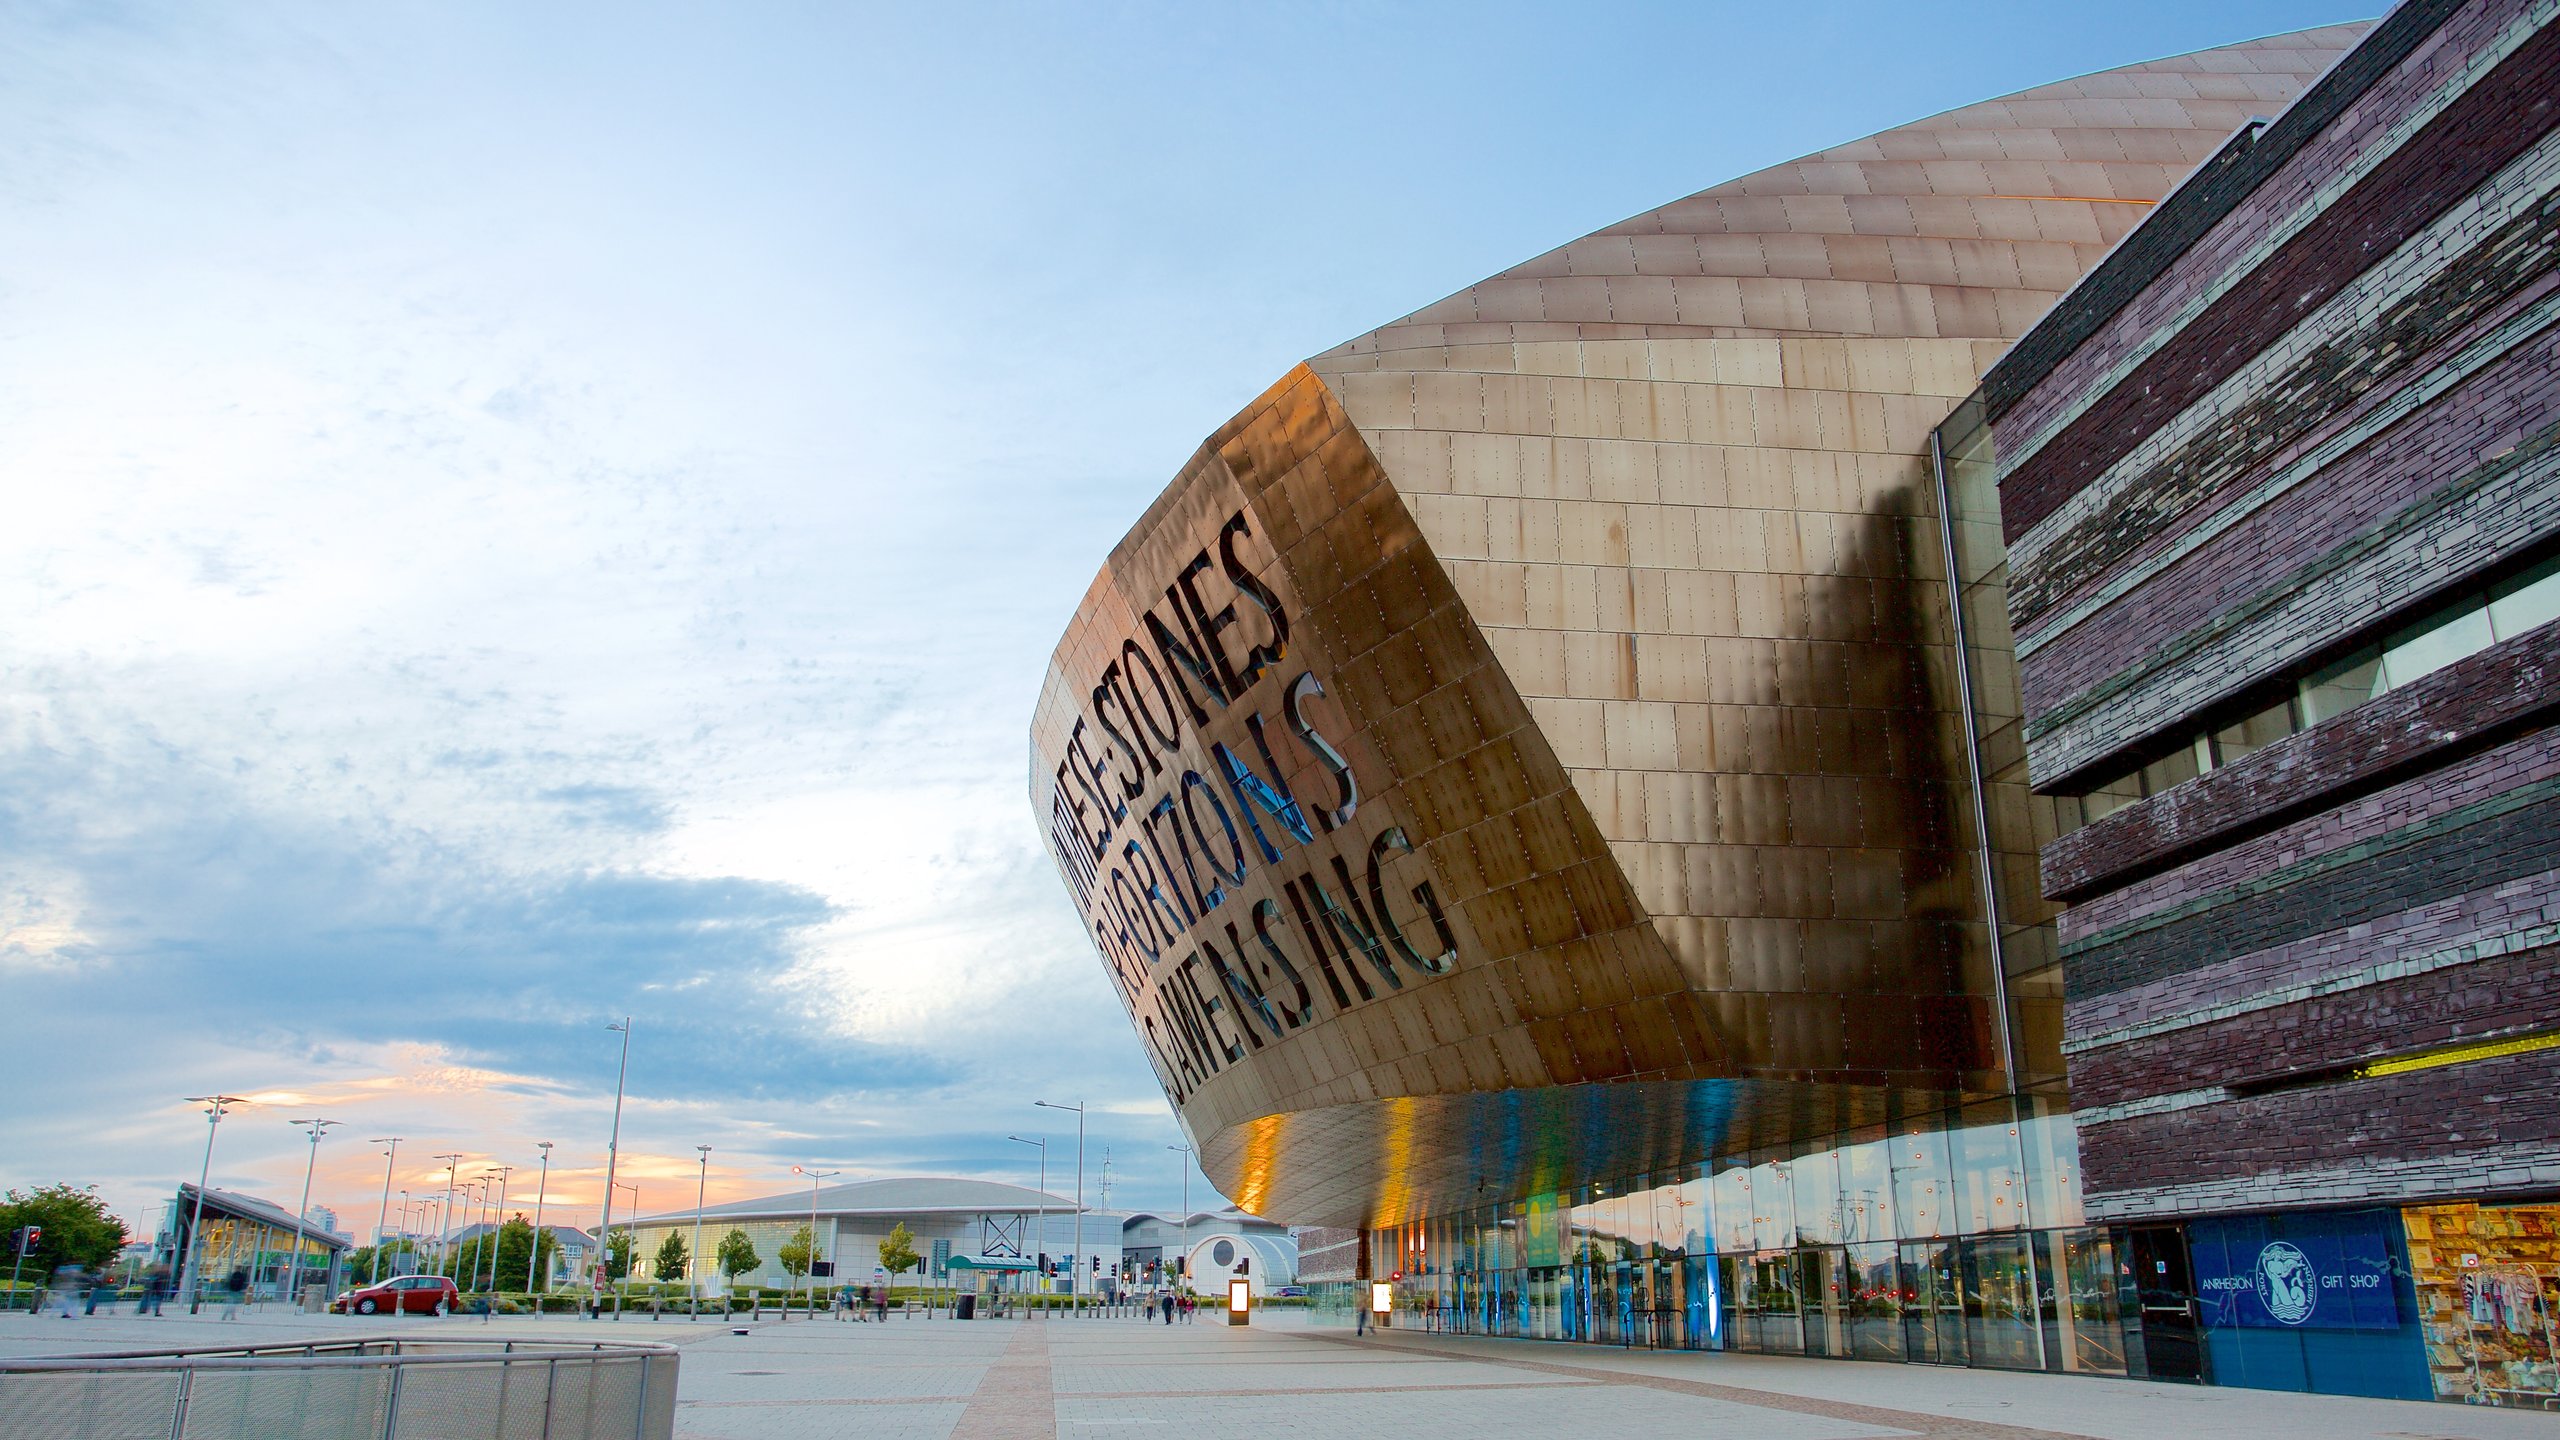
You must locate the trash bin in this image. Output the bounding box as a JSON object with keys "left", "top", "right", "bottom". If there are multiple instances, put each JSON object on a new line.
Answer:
{"left": 300, "top": 1284, "right": 330, "bottom": 1314}
{"left": 955, "top": 1292, "right": 976, "bottom": 1320}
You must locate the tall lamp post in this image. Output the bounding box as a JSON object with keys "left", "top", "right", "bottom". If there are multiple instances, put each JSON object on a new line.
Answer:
{"left": 689, "top": 1146, "right": 712, "bottom": 1312}
{"left": 481, "top": 1165, "right": 515, "bottom": 1307}
{"left": 593, "top": 1018, "right": 632, "bottom": 1302}
{"left": 1006, "top": 1136, "right": 1046, "bottom": 1304}
{"left": 525, "top": 1142, "right": 553, "bottom": 1294}
{"left": 367, "top": 1137, "right": 403, "bottom": 1284}
{"left": 179, "top": 1095, "right": 246, "bottom": 1310}
{"left": 282, "top": 1118, "right": 341, "bottom": 1303}
{"left": 432, "top": 1153, "right": 465, "bottom": 1281}
{"left": 790, "top": 1166, "right": 839, "bottom": 1319}
{"left": 1034, "top": 1100, "right": 1085, "bottom": 1312}
{"left": 1166, "top": 1143, "right": 1193, "bottom": 1293}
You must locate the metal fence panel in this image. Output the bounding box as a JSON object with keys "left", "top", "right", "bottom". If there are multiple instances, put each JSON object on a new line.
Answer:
{"left": 0, "top": 1369, "right": 185, "bottom": 1440}
{"left": 177, "top": 1366, "right": 393, "bottom": 1440}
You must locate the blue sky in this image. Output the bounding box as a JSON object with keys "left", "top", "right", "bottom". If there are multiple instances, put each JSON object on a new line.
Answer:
{"left": 0, "top": 0, "right": 2361, "bottom": 1235}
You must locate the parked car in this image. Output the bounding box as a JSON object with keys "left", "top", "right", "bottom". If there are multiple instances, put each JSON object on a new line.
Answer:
{"left": 332, "top": 1275, "right": 459, "bottom": 1315}
{"left": 1275, "top": 1286, "right": 1306, "bottom": 1297}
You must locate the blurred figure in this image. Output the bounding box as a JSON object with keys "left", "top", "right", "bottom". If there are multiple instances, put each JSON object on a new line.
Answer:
{"left": 138, "top": 1267, "right": 169, "bottom": 1317}
{"left": 47, "top": 1265, "right": 85, "bottom": 1319}
{"left": 83, "top": 1271, "right": 115, "bottom": 1315}
{"left": 221, "top": 1267, "right": 248, "bottom": 1320}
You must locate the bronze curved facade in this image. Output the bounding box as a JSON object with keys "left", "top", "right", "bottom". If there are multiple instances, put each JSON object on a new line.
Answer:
{"left": 1030, "top": 28, "right": 2362, "bottom": 1230}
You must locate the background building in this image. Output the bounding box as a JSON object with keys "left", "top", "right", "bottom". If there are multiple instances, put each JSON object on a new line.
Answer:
{"left": 156, "top": 1184, "right": 351, "bottom": 1302}
{"left": 1984, "top": 0, "right": 2560, "bottom": 1403}
{"left": 1121, "top": 1209, "right": 1296, "bottom": 1286}
{"left": 625, "top": 1176, "right": 1108, "bottom": 1292}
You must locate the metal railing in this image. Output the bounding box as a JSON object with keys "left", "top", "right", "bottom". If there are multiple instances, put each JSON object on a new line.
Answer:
{"left": 0, "top": 1336, "right": 677, "bottom": 1440}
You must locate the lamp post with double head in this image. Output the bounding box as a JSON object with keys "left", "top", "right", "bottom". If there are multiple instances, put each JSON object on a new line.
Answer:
{"left": 689, "top": 1146, "right": 711, "bottom": 1311}
{"left": 179, "top": 1095, "right": 246, "bottom": 1310}
{"left": 1166, "top": 1143, "right": 1193, "bottom": 1293}
{"left": 431, "top": 1154, "right": 464, "bottom": 1281}
{"left": 1034, "top": 1101, "right": 1086, "bottom": 1312}
{"left": 367, "top": 1138, "right": 403, "bottom": 1285}
{"left": 526, "top": 1143, "right": 553, "bottom": 1294}
{"left": 480, "top": 1165, "right": 514, "bottom": 1310}
{"left": 282, "top": 1118, "right": 341, "bottom": 1303}
{"left": 591, "top": 1014, "right": 632, "bottom": 1296}
{"left": 1006, "top": 1136, "right": 1046, "bottom": 1304}
{"left": 790, "top": 1167, "right": 839, "bottom": 1318}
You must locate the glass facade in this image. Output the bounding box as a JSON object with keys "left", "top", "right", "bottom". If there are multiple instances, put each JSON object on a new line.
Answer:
{"left": 1333, "top": 1096, "right": 2139, "bottom": 1377}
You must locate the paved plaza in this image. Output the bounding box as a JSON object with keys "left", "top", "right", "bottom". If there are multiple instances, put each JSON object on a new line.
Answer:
{"left": 3, "top": 1306, "right": 2555, "bottom": 1439}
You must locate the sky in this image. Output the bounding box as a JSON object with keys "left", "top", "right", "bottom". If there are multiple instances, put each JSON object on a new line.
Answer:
{"left": 0, "top": 0, "right": 2363, "bottom": 1242}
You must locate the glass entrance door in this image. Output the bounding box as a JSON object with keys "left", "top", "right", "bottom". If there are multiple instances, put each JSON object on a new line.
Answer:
{"left": 2125, "top": 1226, "right": 2203, "bottom": 1381}
{"left": 1902, "top": 1241, "right": 1968, "bottom": 1365}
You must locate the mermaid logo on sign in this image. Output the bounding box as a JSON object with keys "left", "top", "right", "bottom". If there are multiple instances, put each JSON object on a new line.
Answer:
{"left": 2255, "top": 1241, "right": 2318, "bottom": 1325}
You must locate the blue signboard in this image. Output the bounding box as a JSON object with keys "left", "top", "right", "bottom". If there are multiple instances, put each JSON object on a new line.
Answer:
{"left": 2190, "top": 1210, "right": 2403, "bottom": 1330}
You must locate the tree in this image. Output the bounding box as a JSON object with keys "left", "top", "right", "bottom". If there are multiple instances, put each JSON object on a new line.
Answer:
{"left": 604, "top": 1227, "right": 634, "bottom": 1281}
{"left": 878, "top": 1222, "right": 920, "bottom": 1284}
{"left": 716, "top": 1229, "right": 759, "bottom": 1285}
{"left": 652, "top": 1232, "right": 689, "bottom": 1283}
{"left": 0, "top": 1185, "right": 127, "bottom": 1280}
{"left": 776, "top": 1224, "right": 814, "bottom": 1281}
{"left": 347, "top": 1237, "right": 420, "bottom": 1285}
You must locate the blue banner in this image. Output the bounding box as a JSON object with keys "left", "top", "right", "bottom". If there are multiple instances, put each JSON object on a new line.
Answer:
{"left": 2190, "top": 1210, "right": 2404, "bottom": 1331}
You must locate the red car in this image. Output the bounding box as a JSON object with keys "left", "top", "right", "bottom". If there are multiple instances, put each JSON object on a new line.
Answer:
{"left": 331, "top": 1275, "right": 459, "bottom": 1315}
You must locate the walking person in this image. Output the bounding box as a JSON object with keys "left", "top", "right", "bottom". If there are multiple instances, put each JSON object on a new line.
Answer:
{"left": 1160, "top": 1288, "right": 1173, "bottom": 1325}
{"left": 139, "top": 1268, "right": 168, "bottom": 1317}
{"left": 83, "top": 1271, "right": 114, "bottom": 1316}
{"left": 1179, "top": 1290, "right": 1194, "bottom": 1324}
{"left": 47, "top": 1265, "right": 83, "bottom": 1319}
{"left": 221, "top": 1266, "right": 248, "bottom": 1321}
{"left": 1355, "top": 1287, "right": 1368, "bottom": 1337}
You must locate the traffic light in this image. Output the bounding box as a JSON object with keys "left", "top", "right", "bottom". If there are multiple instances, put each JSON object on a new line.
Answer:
{"left": 1236, "top": 1256, "right": 1249, "bottom": 1277}
{"left": 16, "top": 1227, "right": 38, "bottom": 1256}
{"left": 1091, "top": 1256, "right": 1101, "bottom": 1274}
{"left": 1039, "top": 1253, "right": 1051, "bottom": 1276}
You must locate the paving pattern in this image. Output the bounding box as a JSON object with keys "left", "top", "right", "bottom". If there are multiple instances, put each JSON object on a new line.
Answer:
{"left": 7, "top": 1306, "right": 2558, "bottom": 1439}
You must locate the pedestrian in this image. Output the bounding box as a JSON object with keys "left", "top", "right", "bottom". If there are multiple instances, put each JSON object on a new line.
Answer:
{"left": 1160, "top": 1289, "right": 1173, "bottom": 1325}
{"left": 47, "top": 1265, "right": 83, "bottom": 1319}
{"left": 1179, "top": 1290, "right": 1194, "bottom": 1324}
{"left": 221, "top": 1266, "right": 248, "bottom": 1321}
{"left": 84, "top": 1271, "right": 114, "bottom": 1316}
{"left": 1355, "top": 1288, "right": 1368, "bottom": 1337}
{"left": 138, "top": 1268, "right": 168, "bottom": 1317}
{"left": 873, "top": 1285, "right": 888, "bottom": 1323}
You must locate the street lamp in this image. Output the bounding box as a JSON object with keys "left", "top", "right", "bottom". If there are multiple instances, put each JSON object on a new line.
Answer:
{"left": 432, "top": 1153, "right": 465, "bottom": 1281}
{"left": 1034, "top": 1100, "right": 1086, "bottom": 1312}
{"left": 526, "top": 1143, "right": 554, "bottom": 1295}
{"left": 593, "top": 1018, "right": 632, "bottom": 1300}
{"left": 1006, "top": 1136, "right": 1046, "bottom": 1302}
{"left": 1167, "top": 1142, "right": 1193, "bottom": 1291}
{"left": 179, "top": 1095, "right": 246, "bottom": 1310}
{"left": 367, "top": 1137, "right": 403, "bottom": 1285}
{"left": 283, "top": 1118, "right": 342, "bottom": 1303}
{"left": 690, "top": 1146, "right": 712, "bottom": 1312}
{"left": 481, "top": 1165, "right": 515, "bottom": 1305}
{"left": 790, "top": 1166, "right": 839, "bottom": 1318}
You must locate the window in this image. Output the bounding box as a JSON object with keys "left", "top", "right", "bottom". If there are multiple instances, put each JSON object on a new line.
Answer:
{"left": 2061, "top": 555, "right": 2560, "bottom": 830}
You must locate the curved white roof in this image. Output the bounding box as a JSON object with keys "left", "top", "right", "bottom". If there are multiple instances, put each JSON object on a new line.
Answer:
{"left": 631, "top": 1175, "right": 1070, "bottom": 1226}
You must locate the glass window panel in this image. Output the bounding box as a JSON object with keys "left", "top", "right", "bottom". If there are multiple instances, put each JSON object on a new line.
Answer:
{"left": 1889, "top": 1118, "right": 1954, "bottom": 1240}
{"left": 1951, "top": 1100, "right": 2029, "bottom": 1234}
{"left": 2017, "top": 1099, "right": 2086, "bottom": 1230}
{"left": 1961, "top": 1233, "right": 2043, "bottom": 1371}
{"left": 2489, "top": 555, "right": 2560, "bottom": 640}
{"left": 2137, "top": 740, "right": 2202, "bottom": 798}
{"left": 1708, "top": 1161, "right": 1754, "bottom": 1254}
{"left": 1748, "top": 1156, "right": 1797, "bottom": 1253}
{"left": 2052, "top": 1228, "right": 2129, "bottom": 1375}
{"left": 2380, "top": 601, "right": 2493, "bottom": 688}
{"left": 1845, "top": 1242, "right": 1907, "bottom": 1361}
{"left": 2212, "top": 697, "right": 2296, "bottom": 765}
{"left": 2299, "top": 648, "right": 2383, "bottom": 724}
{"left": 1836, "top": 1130, "right": 1897, "bottom": 1246}
{"left": 1793, "top": 1146, "right": 1847, "bottom": 1246}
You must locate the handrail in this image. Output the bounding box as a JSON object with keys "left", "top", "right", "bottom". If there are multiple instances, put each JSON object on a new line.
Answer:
{"left": 0, "top": 1337, "right": 673, "bottom": 1370}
